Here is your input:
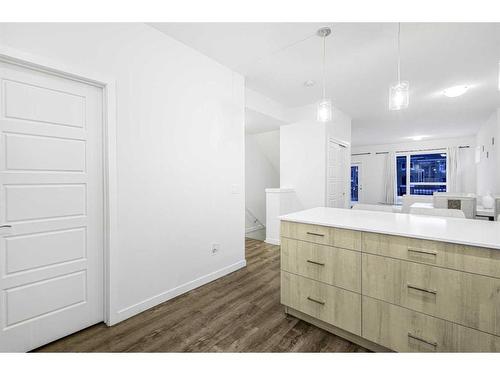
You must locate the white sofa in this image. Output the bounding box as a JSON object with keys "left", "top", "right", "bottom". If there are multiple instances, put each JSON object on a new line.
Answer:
{"left": 401, "top": 195, "right": 433, "bottom": 214}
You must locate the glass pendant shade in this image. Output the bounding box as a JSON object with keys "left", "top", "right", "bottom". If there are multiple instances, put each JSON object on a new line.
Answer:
{"left": 389, "top": 81, "right": 409, "bottom": 111}
{"left": 317, "top": 99, "right": 332, "bottom": 122}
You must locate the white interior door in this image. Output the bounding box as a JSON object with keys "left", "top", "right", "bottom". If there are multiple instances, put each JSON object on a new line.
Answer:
{"left": 326, "top": 140, "right": 349, "bottom": 208}
{"left": 0, "top": 61, "right": 104, "bottom": 352}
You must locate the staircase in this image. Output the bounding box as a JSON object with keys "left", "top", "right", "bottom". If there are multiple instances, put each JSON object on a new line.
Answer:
{"left": 245, "top": 208, "right": 266, "bottom": 240}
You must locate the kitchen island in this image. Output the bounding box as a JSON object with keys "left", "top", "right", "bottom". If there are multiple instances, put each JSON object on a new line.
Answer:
{"left": 280, "top": 207, "right": 500, "bottom": 352}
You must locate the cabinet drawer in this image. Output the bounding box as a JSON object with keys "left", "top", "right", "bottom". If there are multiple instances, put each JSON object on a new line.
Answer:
{"left": 362, "top": 253, "right": 500, "bottom": 335}
{"left": 281, "top": 271, "right": 361, "bottom": 335}
{"left": 363, "top": 296, "right": 500, "bottom": 352}
{"left": 281, "top": 238, "right": 361, "bottom": 292}
{"left": 362, "top": 232, "right": 500, "bottom": 278}
{"left": 281, "top": 221, "right": 361, "bottom": 251}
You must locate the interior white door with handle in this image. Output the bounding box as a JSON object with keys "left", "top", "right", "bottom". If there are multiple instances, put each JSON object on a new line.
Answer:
{"left": 0, "top": 61, "right": 104, "bottom": 352}
{"left": 326, "top": 139, "right": 350, "bottom": 208}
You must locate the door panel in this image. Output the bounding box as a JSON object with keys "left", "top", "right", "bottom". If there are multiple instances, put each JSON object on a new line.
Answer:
{"left": 5, "top": 184, "right": 86, "bottom": 221}
{"left": 0, "top": 61, "right": 103, "bottom": 352}
{"left": 5, "top": 227, "right": 86, "bottom": 274}
{"left": 327, "top": 140, "right": 349, "bottom": 208}
{"left": 6, "top": 271, "right": 86, "bottom": 326}
{"left": 4, "top": 79, "right": 85, "bottom": 128}
{"left": 5, "top": 133, "right": 85, "bottom": 171}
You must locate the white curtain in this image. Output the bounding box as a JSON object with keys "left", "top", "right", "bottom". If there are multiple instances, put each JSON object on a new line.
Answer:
{"left": 384, "top": 151, "right": 396, "bottom": 204}
{"left": 447, "top": 146, "right": 461, "bottom": 193}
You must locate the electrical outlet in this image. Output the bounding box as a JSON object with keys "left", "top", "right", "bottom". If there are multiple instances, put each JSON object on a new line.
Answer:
{"left": 211, "top": 243, "right": 220, "bottom": 255}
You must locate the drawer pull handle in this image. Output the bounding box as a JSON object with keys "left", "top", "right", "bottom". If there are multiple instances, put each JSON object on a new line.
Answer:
{"left": 307, "top": 296, "right": 325, "bottom": 305}
{"left": 407, "top": 247, "right": 438, "bottom": 256}
{"left": 408, "top": 333, "right": 437, "bottom": 347}
{"left": 407, "top": 284, "right": 437, "bottom": 295}
{"left": 306, "top": 259, "right": 325, "bottom": 266}
{"left": 306, "top": 232, "right": 325, "bottom": 237}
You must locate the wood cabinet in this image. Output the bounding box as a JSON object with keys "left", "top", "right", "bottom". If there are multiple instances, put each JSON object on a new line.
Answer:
{"left": 281, "top": 238, "right": 361, "bottom": 292}
{"left": 281, "top": 221, "right": 361, "bottom": 251}
{"left": 362, "top": 253, "right": 500, "bottom": 336}
{"left": 281, "top": 272, "right": 361, "bottom": 335}
{"left": 363, "top": 296, "right": 500, "bottom": 352}
{"left": 362, "top": 232, "right": 500, "bottom": 278}
{"left": 280, "top": 220, "right": 500, "bottom": 352}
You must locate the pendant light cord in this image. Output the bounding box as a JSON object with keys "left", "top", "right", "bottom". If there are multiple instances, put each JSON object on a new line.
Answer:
{"left": 397, "top": 22, "right": 401, "bottom": 84}
{"left": 236, "top": 31, "right": 319, "bottom": 74}
{"left": 322, "top": 34, "right": 327, "bottom": 100}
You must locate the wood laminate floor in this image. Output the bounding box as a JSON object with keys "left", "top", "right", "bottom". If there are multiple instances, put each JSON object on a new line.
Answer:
{"left": 35, "top": 238, "right": 368, "bottom": 352}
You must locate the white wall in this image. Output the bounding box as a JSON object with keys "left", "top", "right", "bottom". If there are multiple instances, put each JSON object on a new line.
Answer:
{"left": 280, "top": 104, "right": 352, "bottom": 209}
{"left": 245, "top": 89, "right": 288, "bottom": 134}
{"left": 351, "top": 136, "right": 477, "bottom": 204}
{"left": 245, "top": 88, "right": 288, "bottom": 123}
{"left": 253, "top": 130, "right": 280, "bottom": 172}
{"left": 280, "top": 121, "right": 326, "bottom": 209}
{"left": 245, "top": 130, "right": 279, "bottom": 227}
{"left": 476, "top": 110, "right": 500, "bottom": 196}
{"left": 326, "top": 107, "right": 352, "bottom": 145}
{"left": 0, "top": 23, "right": 245, "bottom": 324}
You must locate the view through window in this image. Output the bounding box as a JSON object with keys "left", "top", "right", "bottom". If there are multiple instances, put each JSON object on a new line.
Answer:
{"left": 396, "top": 153, "right": 447, "bottom": 199}
{"left": 351, "top": 165, "right": 359, "bottom": 202}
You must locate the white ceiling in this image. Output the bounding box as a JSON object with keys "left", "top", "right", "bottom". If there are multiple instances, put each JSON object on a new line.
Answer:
{"left": 149, "top": 23, "right": 500, "bottom": 145}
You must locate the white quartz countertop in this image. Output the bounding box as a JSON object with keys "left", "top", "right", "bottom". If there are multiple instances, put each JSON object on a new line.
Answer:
{"left": 280, "top": 207, "right": 500, "bottom": 250}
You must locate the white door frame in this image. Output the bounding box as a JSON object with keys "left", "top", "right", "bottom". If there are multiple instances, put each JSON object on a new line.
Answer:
{"left": 0, "top": 44, "right": 118, "bottom": 326}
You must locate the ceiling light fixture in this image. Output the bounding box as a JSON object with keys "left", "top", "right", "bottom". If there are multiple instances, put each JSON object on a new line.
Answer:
{"left": 316, "top": 27, "right": 332, "bottom": 122}
{"left": 443, "top": 85, "right": 469, "bottom": 98}
{"left": 408, "top": 135, "right": 427, "bottom": 141}
{"left": 389, "top": 23, "right": 409, "bottom": 111}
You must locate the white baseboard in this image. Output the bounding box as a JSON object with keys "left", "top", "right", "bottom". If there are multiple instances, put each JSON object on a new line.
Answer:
{"left": 245, "top": 225, "right": 265, "bottom": 234}
{"left": 265, "top": 238, "right": 280, "bottom": 245}
{"left": 111, "top": 259, "right": 247, "bottom": 325}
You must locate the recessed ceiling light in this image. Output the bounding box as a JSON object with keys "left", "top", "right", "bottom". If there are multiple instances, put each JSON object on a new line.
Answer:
{"left": 443, "top": 85, "right": 469, "bottom": 98}
{"left": 304, "top": 80, "right": 315, "bottom": 87}
{"left": 408, "top": 135, "right": 427, "bottom": 141}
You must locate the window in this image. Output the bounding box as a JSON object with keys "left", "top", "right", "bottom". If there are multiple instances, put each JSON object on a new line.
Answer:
{"left": 396, "top": 152, "right": 447, "bottom": 200}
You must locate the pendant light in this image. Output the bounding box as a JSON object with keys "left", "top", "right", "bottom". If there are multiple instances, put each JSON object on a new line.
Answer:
{"left": 317, "top": 27, "right": 332, "bottom": 122}
{"left": 389, "top": 23, "right": 409, "bottom": 111}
